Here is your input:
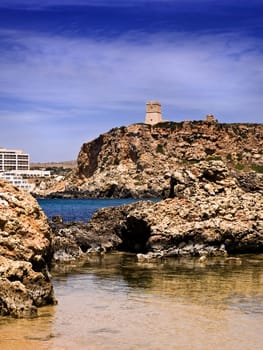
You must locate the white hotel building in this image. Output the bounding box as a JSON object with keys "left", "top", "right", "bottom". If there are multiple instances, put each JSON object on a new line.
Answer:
{"left": 0, "top": 148, "right": 50, "bottom": 191}
{"left": 0, "top": 147, "right": 30, "bottom": 172}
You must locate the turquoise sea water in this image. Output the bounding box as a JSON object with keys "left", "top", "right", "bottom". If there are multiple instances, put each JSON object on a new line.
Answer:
{"left": 37, "top": 198, "right": 146, "bottom": 222}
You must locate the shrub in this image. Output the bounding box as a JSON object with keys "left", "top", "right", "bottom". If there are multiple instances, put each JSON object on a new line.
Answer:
{"left": 235, "top": 163, "right": 245, "bottom": 170}
{"left": 114, "top": 157, "right": 120, "bottom": 165}
{"left": 251, "top": 164, "right": 263, "bottom": 173}
{"left": 237, "top": 153, "right": 243, "bottom": 161}
{"left": 226, "top": 153, "right": 232, "bottom": 161}
{"left": 156, "top": 144, "right": 165, "bottom": 154}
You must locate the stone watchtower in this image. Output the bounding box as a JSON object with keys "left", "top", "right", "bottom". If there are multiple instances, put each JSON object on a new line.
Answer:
{"left": 205, "top": 114, "right": 217, "bottom": 123}
{"left": 145, "top": 101, "right": 163, "bottom": 125}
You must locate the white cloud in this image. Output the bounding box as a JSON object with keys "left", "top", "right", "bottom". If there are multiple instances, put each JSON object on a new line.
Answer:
{"left": 0, "top": 29, "right": 262, "bottom": 117}
{"left": 0, "top": 29, "right": 262, "bottom": 160}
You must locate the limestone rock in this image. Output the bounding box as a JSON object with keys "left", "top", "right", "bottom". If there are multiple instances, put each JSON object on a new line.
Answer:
{"left": 0, "top": 179, "right": 56, "bottom": 317}
{"left": 50, "top": 121, "right": 262, "bottom": 198}
{"left": 50, "top": 207, "right": 125, "bottom": 261}
{"left": 58, "top": 161, "right": 263, "bottom": 258}
{"left": 32, "top": 121, "right": 262, "bottom": 198}
{"left": 0, "top": 277, "right": 37, "bottom": 318}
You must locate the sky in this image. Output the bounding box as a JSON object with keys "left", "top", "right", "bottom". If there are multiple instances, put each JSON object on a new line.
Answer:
{"left": 0, "top": 0, "right": 262, "bottom": 162}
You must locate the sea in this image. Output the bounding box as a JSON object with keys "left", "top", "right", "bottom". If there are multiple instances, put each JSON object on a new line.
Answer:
{"left": 37, "top": 198, "right": 149, "bottom": 222}
{"left": 0, "top": 198, "right": 262, "bottom": 350}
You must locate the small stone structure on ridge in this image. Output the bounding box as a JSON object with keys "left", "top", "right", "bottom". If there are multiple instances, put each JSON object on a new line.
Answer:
{"left": 145, "top": 101, "right": 163, "bottom": 125}
{"left": 144, "top": 101, "right": 217, "bottom": 124}
{"left": 205, "top": 114, "right": 217, "bottom": 123}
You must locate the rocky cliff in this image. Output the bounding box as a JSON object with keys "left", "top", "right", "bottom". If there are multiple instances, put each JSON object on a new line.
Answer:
{"left": 65, "top": 121, "right": 262, "bottom": 198}
{"left": 0, "top": 179, "right": 56, "bottom": 318}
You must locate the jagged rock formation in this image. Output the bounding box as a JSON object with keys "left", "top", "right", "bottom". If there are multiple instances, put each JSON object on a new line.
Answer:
{"left": 51, "top": 161, "right": 263, "bottom": 261}
{"left": 0, "top": 179, "right": 56, "bottom": 318}
{"left": 58, "top": 121, "right": 262, "bottom": 198}
{"left": 50, "top": 213, "right": 123, "bottom": 262}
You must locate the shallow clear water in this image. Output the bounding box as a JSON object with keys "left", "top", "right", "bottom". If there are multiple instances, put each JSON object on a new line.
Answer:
{"left": 1, "top": 199, "right": 262, "bottom": 349}
{"left": 1, "top": 253, "right": 263, "bottom": 350}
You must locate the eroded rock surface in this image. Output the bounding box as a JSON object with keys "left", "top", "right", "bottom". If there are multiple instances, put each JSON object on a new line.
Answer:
{"left": 41, "top": 121, "right": 262, "bottom": 198}
{"left": 0, "top": 179, "right": 56, "bottom": 318}
{"left": 51, "top": 161, "right": 263, "bottom": 261}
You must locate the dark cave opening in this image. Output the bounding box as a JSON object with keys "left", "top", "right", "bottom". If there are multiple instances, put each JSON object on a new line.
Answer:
{"left": 118, "top": 216, "right": 151, "bottom": 253}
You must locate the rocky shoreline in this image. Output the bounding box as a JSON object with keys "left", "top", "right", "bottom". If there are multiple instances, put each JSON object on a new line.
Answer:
{"left": 1, "top": 160, "right": 263, "bottom": 318}
{"left": 50, "top": 161, "right": 263, "bottom": 261}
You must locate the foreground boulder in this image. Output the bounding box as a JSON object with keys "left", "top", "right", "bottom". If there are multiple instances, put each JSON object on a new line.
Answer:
{"left": 0, "top": 179, "right": 56, "bottom": 318}
{"left": 51, "top": 161, "right": 263, "bottom": 261}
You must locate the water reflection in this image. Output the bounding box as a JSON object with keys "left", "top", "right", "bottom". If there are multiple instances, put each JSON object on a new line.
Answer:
{"left": 1, "top": 253, "right": 263, "bottom": 350}
{"left": 52, "top": 253, "right": 263, "bottom": 311}
{"left": 0, "top": 306, "right": 55, "bottom": 350}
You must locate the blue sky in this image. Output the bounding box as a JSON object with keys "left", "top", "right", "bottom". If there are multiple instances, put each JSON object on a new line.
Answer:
{"left": 0, "top": 0, "right": 262, "bottom": 162}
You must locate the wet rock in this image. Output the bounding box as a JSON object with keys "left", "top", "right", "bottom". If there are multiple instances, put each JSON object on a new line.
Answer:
{"left": 50, "top": 205, "right": 127, "bottom": 261}
{"left": 0, "top": 278, "right": 37, "bottom": 318}
{"left": 0, "top": 256, "right": 54, "bottom": 318}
